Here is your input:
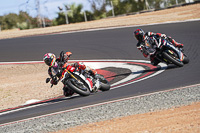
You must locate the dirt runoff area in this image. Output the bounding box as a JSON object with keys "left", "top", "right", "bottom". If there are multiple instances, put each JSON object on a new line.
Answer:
{"left": 54, "top": 102, "right": 200, "bottom": 133}
{"left": 0, "top": 63, "right": 64, "bottom": 110}
{"left": 0, "top": 3, "right": 200, "bottom": 133}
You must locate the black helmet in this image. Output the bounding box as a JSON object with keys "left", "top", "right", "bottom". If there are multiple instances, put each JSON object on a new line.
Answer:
{"left": 134, "top": 28, "right": 145, "bottom": 42}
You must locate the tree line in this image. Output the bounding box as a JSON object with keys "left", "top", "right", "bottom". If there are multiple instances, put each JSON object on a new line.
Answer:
{"left": 0, "top": 0, "right": 192, "bottom": 31}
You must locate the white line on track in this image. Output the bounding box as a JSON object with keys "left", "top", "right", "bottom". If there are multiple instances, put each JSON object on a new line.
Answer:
{"left": 1, "top": 83, "right": 200, "bottom": 127}
{"left": 0, "top": 60, "right": 166, "bottom": 116}
{"left": 1, "top": 19, "right": 198, "bottom": 126}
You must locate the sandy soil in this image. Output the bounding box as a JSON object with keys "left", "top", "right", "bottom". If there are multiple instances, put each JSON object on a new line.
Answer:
{"left": 54, "top": 102, "right": 200, "bottom": 133}
{"left": 0, "top": 63, "right": 64, "bottom": 110}
{"left": 0, "top": 3, "right": 200, "bottom": 133}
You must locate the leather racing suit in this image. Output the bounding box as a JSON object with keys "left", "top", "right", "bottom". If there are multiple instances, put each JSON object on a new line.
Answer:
{"left": 136, "top": 32, "right": 184, "bottom": 66}
{"left": 47, "top": 51, "right": 97, "bottom": 96}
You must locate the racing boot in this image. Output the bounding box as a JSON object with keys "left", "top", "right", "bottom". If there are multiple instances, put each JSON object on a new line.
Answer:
{"left": 63, "top": 87, "right": 74, "bottom": 97}
{"left": 150, "top": 54, "right": 160, "bottom": 66}
{"left": 172, "top": 39, "right": 184, "bottom": 48}
{"left": 88, "top": 68, "right": 97, "bottom": 76}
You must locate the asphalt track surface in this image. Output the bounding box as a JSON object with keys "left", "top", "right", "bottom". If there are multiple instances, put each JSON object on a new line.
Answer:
{"left": 0, "top": 20, "right": 200, "bottom": 125}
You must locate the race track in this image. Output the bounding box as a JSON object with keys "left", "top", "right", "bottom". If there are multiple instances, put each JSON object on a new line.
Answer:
{"left": 0, "top": 20, "right": 200, "bottom": 125}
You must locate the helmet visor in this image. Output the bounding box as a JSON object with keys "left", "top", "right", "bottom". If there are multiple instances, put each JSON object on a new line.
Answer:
{"left": 135, "top": 34, "right": 144, "bottom": 42}
{"left": 44, "top": 58, "right": 52, "bottom": 66}
{"left": 135, "top": 34, "right": 139, "bottom": 41}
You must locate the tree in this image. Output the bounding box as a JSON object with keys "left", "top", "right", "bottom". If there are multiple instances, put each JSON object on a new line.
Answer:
{"left": 88, "top": 0, "right": 107, "bottom": 19}
{"left": 2, "top": 13, "right": 19, "bottom": 29}
{"left": 54, "top": 12, "right": 66, "bottom": 25}
{"left": 18, "top": 11, "right": 38, "bottom": 29}
{"left": 67, "top": 3, "right": 85, "bottom": 23}
{"left": 107, "top": 0, "right": 126, "bottom": 16}
{"left": 106, "top": 0, "right": 139, "bottom": 16}
{"left": 54, "top": 3, "right": 87, "bottom": 25}
{"left": 0, "top": 11, "right": 38, "bottom": 30}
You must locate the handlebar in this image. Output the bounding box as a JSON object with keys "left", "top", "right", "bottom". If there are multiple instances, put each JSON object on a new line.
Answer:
{"left": 46, "top": 78, "right": 51, "bottom": 83}
{"left": 46, "top": 76, "right": 58, "bottom": 88}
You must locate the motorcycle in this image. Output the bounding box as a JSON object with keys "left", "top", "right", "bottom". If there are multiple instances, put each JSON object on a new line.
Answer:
{"left": 60, "top": 68, "right": 110, "bottom": 96}
{"left": 46, "top": 53, "right": 110, "bottom": 97}
{"left": 141, "top": 36, "right": 189, "bottom": 67}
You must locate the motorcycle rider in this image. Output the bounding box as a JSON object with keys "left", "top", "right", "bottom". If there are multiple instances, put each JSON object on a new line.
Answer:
{"left": 134, "top": 28, "right": 184, "bottom": 66}
{"left": 43, "top": 51, "right": 97, "bottom": 96}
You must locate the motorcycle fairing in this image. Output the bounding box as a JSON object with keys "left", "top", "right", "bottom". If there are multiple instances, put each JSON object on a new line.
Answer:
{"left": 74, "top": 72, "right": 93, "bottom": 91}
{"left": 162, "top": 39, "right": 184, "bottom": 62}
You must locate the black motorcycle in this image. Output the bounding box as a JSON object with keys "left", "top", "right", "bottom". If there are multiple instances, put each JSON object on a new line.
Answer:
{"left": 141, "top": 36, "right": 189, "bottom": 67}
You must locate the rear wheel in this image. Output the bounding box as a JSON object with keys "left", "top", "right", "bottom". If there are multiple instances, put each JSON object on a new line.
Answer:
{"left": 66, "top": 79, "right": 90, "bottom": 96}
{"left": 163, "top": 51, "right": 184, "bottom": 67}
{"left": 96, "top": 74, "right": 110, "bottom": 91}
{"left": 183, "top": 54, "right": 189, "bottom": 64}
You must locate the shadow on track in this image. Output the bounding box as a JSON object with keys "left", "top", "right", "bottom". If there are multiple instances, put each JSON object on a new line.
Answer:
{"left": 104, "top": 64, "right": 179, "bottom": 85}
{"left": 15, "top": 64, "right": 178, "bottom": 110}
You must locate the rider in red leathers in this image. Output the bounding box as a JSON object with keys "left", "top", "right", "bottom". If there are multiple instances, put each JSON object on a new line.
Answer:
{"left": 134, "top": 28, "right": 184, "bottom": 66}
{"left": 43, "top": 51, "right": 97, "bottom": 96}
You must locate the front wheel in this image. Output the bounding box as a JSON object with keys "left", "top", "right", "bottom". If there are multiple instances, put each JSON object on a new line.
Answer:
{"left": 66, "top": 79, "right": 90, "bottom": 96}
{"left": 162, "top": 52, "right": 184, "bottom": 67}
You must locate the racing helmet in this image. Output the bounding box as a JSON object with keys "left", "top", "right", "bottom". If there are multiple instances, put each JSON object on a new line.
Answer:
{"left": 134, "top": 28, "right": 145, "bottom": 42}
{"left": 43, "top": 53, "right": 56, "bottom": 67}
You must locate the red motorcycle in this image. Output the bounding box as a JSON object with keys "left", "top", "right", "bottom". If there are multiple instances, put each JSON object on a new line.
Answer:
{"left": 46, "top": 53, "right": 110, "bottom": 96}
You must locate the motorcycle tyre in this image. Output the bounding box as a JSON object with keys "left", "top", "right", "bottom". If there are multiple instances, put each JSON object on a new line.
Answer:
{"left": 162, "top": 52, "right": 184, "bottom": 67}
{"left": 183, "top": 54, "right": 189, "bottom": 64}
{"left": 97, "top": 74, "right": 110, "bottom": 91}
{"left": 100, "top": 82, "right": 110, "bottom": 91}
{"left": 66, "top": 79, "right": 90, "bottom": 96}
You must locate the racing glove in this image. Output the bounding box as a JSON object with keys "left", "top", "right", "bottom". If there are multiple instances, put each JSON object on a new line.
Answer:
{"left": 51, "top": 76, "right": 58, "bottom": 85}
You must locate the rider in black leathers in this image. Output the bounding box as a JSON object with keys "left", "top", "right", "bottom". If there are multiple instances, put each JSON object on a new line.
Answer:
{"left": 134, "top": 28, "right": 184, "bottom": 66}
